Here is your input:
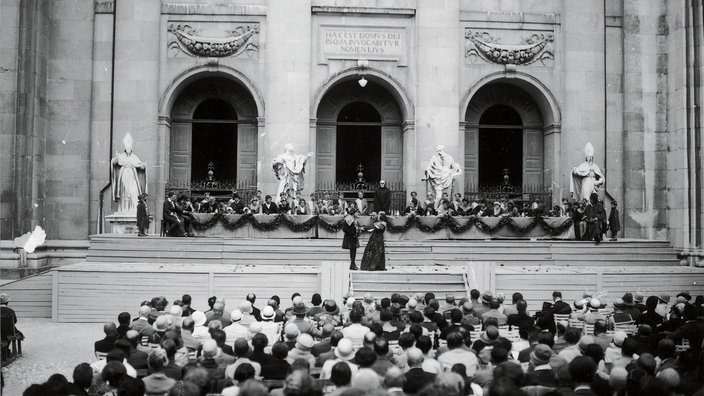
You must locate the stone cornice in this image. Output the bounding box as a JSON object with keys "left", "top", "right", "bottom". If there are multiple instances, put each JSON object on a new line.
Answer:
{"left": 162, "top": 3, "right": 267, "bottom": 16}
{"left": 311, "top": 6, "right": 415, "bottom": 17}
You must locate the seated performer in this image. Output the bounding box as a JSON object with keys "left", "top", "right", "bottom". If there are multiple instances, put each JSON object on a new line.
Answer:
{"left": 404, "top": 198, "right": 425, "bottom": 216}
{"left": 355, "top": 191, "right": 368, "bottom": 215}
{"left": 295, "top": 199, "right": 308, "bottom": 215}
{"left": 262, "top": 195, "right": 278, "bottom": 215}
{"left": 177, "top": 195, "right": 196, "bottom": 237}
{"left": 247, "top": 197, "right": 262, "bottom": 214}
{"left": 162, "top": 192, "right": 186, "bottom": 237}
{"left": 229, "top": 193, "right": 245, "bottom": 214}
{"left": 278, "top": 193, "right": 291, "bottom": 214}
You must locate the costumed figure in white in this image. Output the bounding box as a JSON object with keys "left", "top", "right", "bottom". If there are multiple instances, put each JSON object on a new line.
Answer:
{"left": 423, "top": 145, "right": 462, "bottom": 208}
{"left": 111, "top": 132, "right": 147, "bottom": 214}
{"left": 272, "top": 143, "right": 314, "bottom": 205}
{"left": 570, "top": 142, "right": 605, "bottom": 201}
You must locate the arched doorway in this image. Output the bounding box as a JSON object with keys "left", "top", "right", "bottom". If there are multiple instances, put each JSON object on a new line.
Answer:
{"left": 336, "top": 102, "right": 382, "bottom": 183}
{"left": 315, "top": 79, "right": 403, "bottom": 188}
{"left": 169, "top": 76, "right": 258, "bottom": 189}
{"left": 478, "top": 105, "right": 523, "bottom": 187}
{"left": 464, "top": 82, "right": 545, "bottom": 193}
{"left": 191, "top": 99, "right": 238, "bottom": 182}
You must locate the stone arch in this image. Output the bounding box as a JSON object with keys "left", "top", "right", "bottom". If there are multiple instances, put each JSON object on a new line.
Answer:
{"left": 162, "top": 68, "right": 262, "bottom": 188}
{"left": 462, "top": 73, "right": 561, "bottom": 198}
{"left": 312, "top": 66, "right": 414, "bottom": 123}
{"left": 159, "top": 64, "right": 265, "bottom": 120}
{"left": 313, "top": 73, "right": 408, "bottom": 189}
{"left": 461, "top": 70, "right": 560, "bottom": 127}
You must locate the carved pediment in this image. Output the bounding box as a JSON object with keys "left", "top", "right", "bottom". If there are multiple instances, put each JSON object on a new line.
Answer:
{"left": 168, "top": 23, "right": 259, "bottom": 58}
{"left": 465, "top": 29, "right": 554, "bottom": 66}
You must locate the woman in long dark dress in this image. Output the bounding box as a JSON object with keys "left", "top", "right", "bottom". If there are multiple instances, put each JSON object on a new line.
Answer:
{"left": 360, "top": 212, "right": 387, "bottom": 271}
{"left": 342, "top": 212, "right": 359, "bottom": 270}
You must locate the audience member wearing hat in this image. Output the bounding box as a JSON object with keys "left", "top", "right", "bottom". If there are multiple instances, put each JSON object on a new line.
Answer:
{"left": 286, "top": 333, "right": 317, "bottom": 368}
{"left": 621, "top": 293, "right": 642, "bottom": 320}
{"left": 472, "top": 291, "right": 493, "bottom": 318}
{"left": 288, "top": 301, "right": 320, "bottom": 337}
{"left": 320, "top": 338, "right": 359, "bottom": 380}
{"left": 258, "top": 306, "right": 280, "bottom": 346}
{"left": 191, "top": 311, "right": 211, "bottom": 341}
{"left": 224, "top": 310, "right": 249, "bottom": 345}
{"left": 283, "top": 323, "right": 300, "bottom": 350}
{"left": 524, "top": 344, "right": 557, "bottom": 387}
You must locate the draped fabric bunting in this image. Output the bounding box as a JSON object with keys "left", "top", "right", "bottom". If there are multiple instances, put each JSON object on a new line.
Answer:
{"left": 190, "top": 213, "right": 572, "bottom": 236}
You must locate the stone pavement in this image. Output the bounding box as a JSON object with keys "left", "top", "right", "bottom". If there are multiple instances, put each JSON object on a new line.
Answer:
{"left": 1, "top": 318, "right": 102, "bottom": 395}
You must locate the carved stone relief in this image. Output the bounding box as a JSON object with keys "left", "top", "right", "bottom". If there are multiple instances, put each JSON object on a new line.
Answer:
{"left": 167, "top": 23, "right": 259, "bottom": 58}
{"left": 465, "top": 29, "right": 554, "bottom": 66}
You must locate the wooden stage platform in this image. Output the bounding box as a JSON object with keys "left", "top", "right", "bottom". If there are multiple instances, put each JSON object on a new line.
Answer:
{"left": 3, "top": 235, "right": 701, "bottom": 323}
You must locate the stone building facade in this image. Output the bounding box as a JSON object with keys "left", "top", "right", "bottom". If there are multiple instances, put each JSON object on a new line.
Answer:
{"left": 0, "top": 0, "right": 702, "bottom": 252}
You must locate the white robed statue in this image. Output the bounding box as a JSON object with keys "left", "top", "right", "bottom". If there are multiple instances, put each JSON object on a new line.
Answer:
{"left": 571, "top": 142, "right": 605, "bottom": 201}
{"left": 111, "top": 132, "right": 147, "bottom": 214}
{"left": 272, "top": 143, "right": 313, "bottom": 205}
{"left": 423, "top": 145, "right": 462, "bottom": 207}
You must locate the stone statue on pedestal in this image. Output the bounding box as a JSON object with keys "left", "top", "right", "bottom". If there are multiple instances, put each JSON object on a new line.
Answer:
{"left": 272, "top": 143, "right": 313, "bottom": 205}
{"left": 111, "top": 132, "right": 147, "bottom": 214}
{"left": 571, "top": 142, "right": 605, "bottom": 201}
{"left": 423, "top": 145, "right": 462, "bottom": 208}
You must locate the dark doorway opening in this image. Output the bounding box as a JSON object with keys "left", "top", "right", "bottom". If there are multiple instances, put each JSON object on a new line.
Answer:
{"left": 191, "top": 99, "right": 237, "bottom": 182}
{"left": 336, "top": 102, "right": 382, "bottom": 184}
{"left": 478, "top": 105, "right": 523, "bottom": 187}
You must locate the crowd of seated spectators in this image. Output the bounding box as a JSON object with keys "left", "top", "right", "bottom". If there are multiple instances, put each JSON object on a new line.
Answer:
{"left": 172, "top": 187, "right": 575, "bottom": 219}
{"left": 23, "top": 288, "right": 704, "bottom": 396}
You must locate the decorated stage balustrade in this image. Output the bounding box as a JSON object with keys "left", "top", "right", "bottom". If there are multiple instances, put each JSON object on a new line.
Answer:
{"left": 189, "top": 213, "right": 574, "bottom": 240}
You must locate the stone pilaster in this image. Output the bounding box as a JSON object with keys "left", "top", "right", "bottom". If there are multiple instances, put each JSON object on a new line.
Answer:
{"left": 415, "top": 1, "right": 460, "bottom": 195}
{"left": 263, "top": 0, "right": 312, "bottom": 196}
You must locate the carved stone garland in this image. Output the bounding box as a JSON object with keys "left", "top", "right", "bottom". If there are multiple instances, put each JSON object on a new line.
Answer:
{"left": 465, "top": 29, "right": 554, "bottom": 66}
{"left": 168, "top": 24, "right": 259, "bottom": 58}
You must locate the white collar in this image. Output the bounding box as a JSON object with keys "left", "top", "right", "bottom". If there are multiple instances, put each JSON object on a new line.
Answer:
{"left": 534, "top": 364, "right": 552, "bottom": 370}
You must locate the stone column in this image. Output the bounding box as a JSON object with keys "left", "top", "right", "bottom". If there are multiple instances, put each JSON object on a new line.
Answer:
{"left": 415, "top": 1, "right": 460, "bottom": 195}
{"left": 262, "top": 0, "right": 312, "bottom": 196}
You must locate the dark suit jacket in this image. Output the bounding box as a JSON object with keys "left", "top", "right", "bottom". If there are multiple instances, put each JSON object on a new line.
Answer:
{"left": 230, "top": 200, "right": 245, "bottom": 214}
{"left": 262, "top": 202, "right": 278, "bottom": 214}
{"left": 261, "top": 359, "right": 290, "bottom": 380}
{"left": 127, "top": 348, "right": 149, "bottom": 370}
{"left": 250, "top": 350, "right": 276, "bottom": 367}
{"left": 162, "top": 200, "right": 180, "bottom": 223}
{"left": 162, "top": 362, "right": 183, "bottom": 380}
{"left": 94, "top": 336, "right": 117, "bottom": 353}
{"left": 403, "top": 368, "right": 436, "bottom": 394}
{"left": 537, "top": 300, "right": 572, "bottom": 333}
{"left": 311, "top": 339, "right": 332, "bottom": 357}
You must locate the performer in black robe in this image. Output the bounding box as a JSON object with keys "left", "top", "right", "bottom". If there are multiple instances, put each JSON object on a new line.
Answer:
{"left": 360, "top": 212, "right": 387, "bottom": 271}
{"left": 585, "top": 193, "right": 606, "bottom": 245}
{"left": 342, "top": 212, "right": 359, "bottom": 270}
{"left": 570, "top": 199, "right": 584, "bottom": 241}
{"left": 136, "top": 193, "right": 149, "bottom": 236}
{"left": 608, "top": 200, "right": 621, "bottom": 241}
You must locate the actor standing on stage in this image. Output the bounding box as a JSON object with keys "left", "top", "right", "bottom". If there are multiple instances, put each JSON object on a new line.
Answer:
{"left": 342, "top": 211, "right": 360, "bottom": 270}
{"left": 374, "top": 180, "right": 391, "bottom": 213}
{"left": 608, "top": 200, "right": 620, "bottom": 241}
{"left": 136, "top": 193, "right": 149, "bottom": 237}
{"left": 360, "top": 212, "right": 387, "bottom": 271}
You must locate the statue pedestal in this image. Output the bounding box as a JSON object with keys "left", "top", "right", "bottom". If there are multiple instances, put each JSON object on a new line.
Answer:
{"left": 105, "top": 212, "right": 138, "bottom": 234}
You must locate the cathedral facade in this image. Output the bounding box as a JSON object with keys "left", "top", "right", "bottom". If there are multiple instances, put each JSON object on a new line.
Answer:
{"left": 0, "top": 0, "right": 701, "bottom": 252}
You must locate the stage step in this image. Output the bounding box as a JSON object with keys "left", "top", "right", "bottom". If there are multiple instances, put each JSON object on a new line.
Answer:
{"left": 86, "top": 235, "right": 681, "bottom": 268}
{"left": 349, "top": 268, "right": 470, "bottom": 300}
